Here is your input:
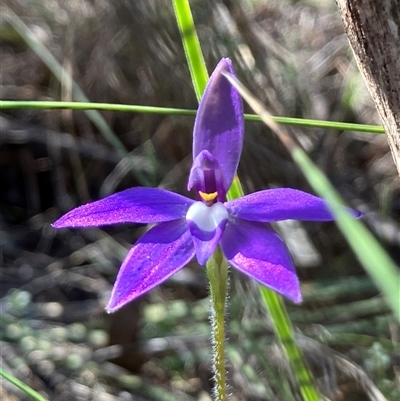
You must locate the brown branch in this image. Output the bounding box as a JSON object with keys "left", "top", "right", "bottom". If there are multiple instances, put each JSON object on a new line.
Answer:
{"left": 336, "top": 0, "right": 400, "bottom": 176}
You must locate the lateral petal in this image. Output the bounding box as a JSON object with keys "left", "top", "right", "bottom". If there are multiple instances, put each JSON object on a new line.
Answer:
{"left": 53, "top": 187, "right": 194, "bottom": 228}
{"left": 226, "top": 188, "right": 362, "bottom": 222}
{"left": 220, "top": 219, "right": 301, "bottom": 303}
{"left": 193, "top": 58, "right": 244, "bottom": 194}
{"left": 106, "top": 219, "right": 195, "bottom": 312}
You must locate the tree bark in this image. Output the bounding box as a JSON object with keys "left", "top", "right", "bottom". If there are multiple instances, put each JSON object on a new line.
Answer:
{"left": 336, "top": 0, "right": 400, "bottom": 176}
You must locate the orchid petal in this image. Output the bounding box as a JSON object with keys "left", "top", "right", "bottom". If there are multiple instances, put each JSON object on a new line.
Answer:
{"left": 52, "top": 187, "right": 194, "bottom": 228}
{"left": 106, "top": 219, "right": 195, "bottom": 312}
{"left": 220, "top": 219, "right": 301, "bottom": 302}
{"left": 186, "top": 202, "right": 228, "bottom": 264}
{"left": 193, "top": 58, "right": 244, "bottom": 194}
{"left": 226, "top": 188, "right": 362, "bottom": 222}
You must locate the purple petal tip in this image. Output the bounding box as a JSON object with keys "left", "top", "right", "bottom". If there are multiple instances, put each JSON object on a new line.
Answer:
{"left": 292, "top": 291, "right": 303, "bottom": 304}
{"left": 105, "top": 303, "right": 118, "bottom": 314}
{"left": 52, "top": 220, "right": 65, "bottom": 229}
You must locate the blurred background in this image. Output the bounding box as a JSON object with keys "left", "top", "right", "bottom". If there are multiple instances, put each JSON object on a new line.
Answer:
{"left": 1, "top": 0, "right": 399, "bottom": 400}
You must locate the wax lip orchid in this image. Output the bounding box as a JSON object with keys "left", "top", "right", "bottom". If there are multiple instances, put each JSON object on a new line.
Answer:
{"left": 53, "top": 58, "right": 361, "bottom": 312}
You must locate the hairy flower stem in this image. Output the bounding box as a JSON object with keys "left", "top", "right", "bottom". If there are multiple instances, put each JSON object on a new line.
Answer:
{"left": 206, "top": 247, "right": 229, "bottom": 401}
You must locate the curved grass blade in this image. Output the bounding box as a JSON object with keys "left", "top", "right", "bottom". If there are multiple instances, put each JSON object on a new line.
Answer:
{"left": 223, "top": 71, "right": 400, "bottom": 322}
{"left": 0, "top": 369, "right": 50, "bottom": 401}
{"left": 0, "top": 100, "right": 385, "bottom": 134}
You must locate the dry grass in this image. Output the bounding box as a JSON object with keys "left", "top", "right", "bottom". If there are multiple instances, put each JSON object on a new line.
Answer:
{"left": 1, "top": 1, "right": 399, "bottom": 400}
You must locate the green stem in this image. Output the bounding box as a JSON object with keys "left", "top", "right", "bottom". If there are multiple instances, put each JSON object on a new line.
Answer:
{"left": 206, "top": 248, "right": 229, "bottom": 401}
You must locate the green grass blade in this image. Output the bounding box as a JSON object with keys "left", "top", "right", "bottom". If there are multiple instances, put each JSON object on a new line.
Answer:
{"left": 0, "top": 100, "right": 196, "bottom": 116}
{"left": 227, "top": 175, "right": 321, "bottom": 401}
{"left": 172, "top": 0, "right": 209, "bottom": 100}
{"left": 223, "top": 71, "right": 400, "bottom": 322}
{"left": 259, "top": 289, "right": 321, "bottom": 401}
{"left": 292, "top": 147, "right": 400, "bottom": 320}
{"left": 0, "top": 369, "right": 50, "bottom": 401}
{"left": 246, "top": 114, "right": 384, "bottom": 134}
{"left": 0, "top": 101, "right": 385, "bottom": 134}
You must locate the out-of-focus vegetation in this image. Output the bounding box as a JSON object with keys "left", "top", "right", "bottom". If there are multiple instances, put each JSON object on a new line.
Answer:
{"left": 1, "top": 0, "right": 399, "bottom": 400}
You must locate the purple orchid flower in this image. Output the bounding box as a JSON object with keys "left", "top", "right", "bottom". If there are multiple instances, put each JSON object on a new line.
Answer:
{"left": 53, "top": 58, "right": 361, "bottom": 312}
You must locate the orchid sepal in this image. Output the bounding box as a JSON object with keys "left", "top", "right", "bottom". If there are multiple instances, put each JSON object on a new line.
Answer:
{"left": 192, "top": 58, "right": 244, "bottom": 196}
